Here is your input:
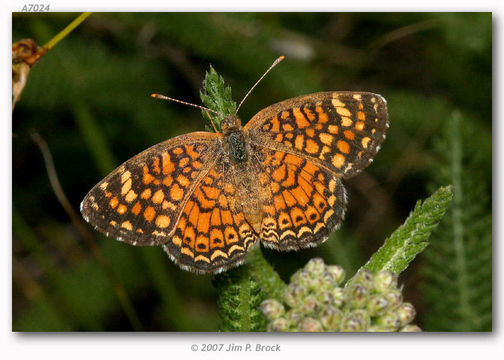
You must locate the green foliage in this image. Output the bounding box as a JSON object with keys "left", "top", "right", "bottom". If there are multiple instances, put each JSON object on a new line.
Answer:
{"left": 200, "top": 65, "right": 237, "bottom": 132}
{"left": 421, "top": 112, "right": 492, "bottom": 331}
{"left": 12, "top": 13, "right": 491, "bottom": 331}
{"left": 213, "top": 266, "right": 267, "bottom": 332}
{"left": 361, "top": 186, "right": 453, "bottom": 276}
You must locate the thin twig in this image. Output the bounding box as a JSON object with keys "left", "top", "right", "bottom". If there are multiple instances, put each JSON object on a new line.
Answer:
{"left": 43, "top": 12, "right": 92, "bottom": 50}
{"left": 31, "top": 131, "right": 144, "bottom": 331}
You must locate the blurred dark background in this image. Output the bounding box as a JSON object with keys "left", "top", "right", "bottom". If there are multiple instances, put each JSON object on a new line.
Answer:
{"left": 12, "top": 13, "right": 492, "bottom": 331}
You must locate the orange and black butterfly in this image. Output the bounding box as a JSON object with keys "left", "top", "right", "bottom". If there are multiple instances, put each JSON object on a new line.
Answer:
{"left": 81, "top": 57, "right": 389, "bottom": 274}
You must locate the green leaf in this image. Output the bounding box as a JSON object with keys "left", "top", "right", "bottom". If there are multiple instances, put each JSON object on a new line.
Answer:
{"left": 360, "top": 186, "right": 454, "bottom": 275}
{"left": 421, "top": 111, "right": 492, "bottom": 331}
{"left": 200, "top": 65, "right": 236, "bottom": 132}
{"left": 213, "top": 266, "right": 267, "bottom": 332}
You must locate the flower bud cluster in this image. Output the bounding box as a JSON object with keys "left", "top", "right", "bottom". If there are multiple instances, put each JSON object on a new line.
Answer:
{"left": 261, "top": 258, "right": 421, "bottom": 332}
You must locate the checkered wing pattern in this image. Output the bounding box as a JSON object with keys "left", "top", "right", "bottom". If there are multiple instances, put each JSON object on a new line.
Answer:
{"left": 245, "top": 91, "right": 389, "bottom": 179}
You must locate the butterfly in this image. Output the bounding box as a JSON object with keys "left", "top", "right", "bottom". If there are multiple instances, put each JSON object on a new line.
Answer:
{"left": 81, "top": 58, "right": 389, "bottom": 274}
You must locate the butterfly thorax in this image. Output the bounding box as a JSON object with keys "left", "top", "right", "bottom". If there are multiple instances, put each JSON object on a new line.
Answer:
{"left": 220, "top": 115, "right": 263, "bottom": 233}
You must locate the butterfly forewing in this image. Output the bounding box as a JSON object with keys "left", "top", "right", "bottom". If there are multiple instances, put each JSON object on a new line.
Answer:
{"left": 81, "top": 132, "right": 220, "bottom": 246}
{"left": 245, "top": 91, "right": 388, "bottom": 179}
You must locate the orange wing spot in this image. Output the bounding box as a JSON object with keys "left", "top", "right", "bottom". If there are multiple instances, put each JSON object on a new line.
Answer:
{"left": 273, "top": 194, "right": 287, "bottom": 210}
{"left": 173, "top": 147, "right": 184, "bottom": 155}
{"left": 140, "top": 188, "right": 152, "bottom": 200}
{"left": 285, "top": 133, "right": 294, "bottom": 139}
{"left": 304, "top": 107, "right": 316, "bottom": 121}
{"left": 192, "top": 160, "right": 202, "bottom": 169}
{"left": 270, "top": 116, "right": 280, "bottom": 132}
{"left": 210, "top": 208, "right": 222, "bottom": 226}
{"left": 344, "top": 130, "right": 355, "bottom": 140}
{"left": 179, "top": 157, "right": 189, "bottom": 168}
{"left": 201, "top": 185, "right": 219, "bottom": 200}
{"left": 188, "top": 201, "right": 200, "bottom": 226}
{"left": 110, "top": 220, "right": 117, "bottom": 226}
{"left": 305, "top": 139, "right": 319, "bottom": 154}
{"left": 210, "top": 228, "right": 224, "bottom": 248}
{"left": 224, "top": 182, "right": 235, "bottom": 195}
{"left": 305, "top": 205, "right": 321, "bottom": 224}
{"left": 362, "top": 137, "right": 371, "bottom": 149}
{"left": 221, "top": 210, "right": 233, "bottom": 225}
{"left": 131, "top": 201, "right": 142, "bottom": 215}
{"left": 105, "top": 191, "right": 112, "bottom": 198}
{"left": 155, "top": 215, "right": 171, "bottom": 229}
{"left": 172, "top": 236, "right": 182, "bottom": 246}
{"left": 336, "top": 106, "right": 351, "bottom": 117}
{"left": 195, "top": 235, "right": 210, "bottom": 252}
{"left": 109, "top": 196, "right": 119, "bottom": 209}
{"left": 183, "top": 226, "right": 196, "bottom": 247}
{"left": 283, "top": 123, "right": 294, "bottom": 131}
{"left": 100, "top": 182, "right": 109, "bottom": 191}
{"left": 121, "top": 221, "right": 133, "bottom": 230}
{"left": 341, "top": 117, "right": 353, "bottom": 127}
{"left": 314, "top": 180, "right": 327, "bottom": 196}
{"left": 224, "top": 227, "right": 239, "bottom": 245}
{"left": 197, "top": 188, "right": 215, "bottom": 209}
{"left": 163, "top": 176, "right": 173, "bottom": 187}
{"left": 291, "top": 186, "right": 308, "bottom": 206}
{"left": 319, "top": 133, "right": 333, "bottom": 145}
{"left": 284, "top": 154, "right": 304, "bottom": 167}
{"left": 143, "top": 166, "right": 155, "bottom": 185}
{"left": 152, "top": 157, "right": 161, "bottom": 174}
{"left": 305, "top": 128, "right": 315, "bottom": 137}
{"left": 121, "top": 178, "right": 132, "bottom": 196}
{"left": 293, "top": 108, "right": 310, "bottom": 128}
{"left": 294, "top": 135, "right": 305, "bottom": 150}
{"left": 355, "top": 121, "right": 365, "bottom": 131}
{"left": 357, "top": 151, "right": 363, "bottom": 158}
{"left": 274, "top": 133, "right": 284, "bottom": 142}
{"left": 290, "top": 207, "right": 307, "bottom": 227}
{"left": 282, "top": 168, "right": 296, "bottom": 187}
{"left": 152, "top": 189, "right": 165, "bottom": 204}
{"left": 357, "top": 111, "right": 366, "bottom": 121}
{"left": 270, "top": 181, "right": 281, "bottom": 193}
{"left": 331, "top": 98, "right": 345, "bottom": 107}
{"left": 161, "top": 152, "right": 175, "bottom": 175}
{"left": 337, "top": 140, "right": 350, "bottom": 154}
{"left": 298, "top": 176, "right": 314, "bottom": 197}
{"left": 144, "top": 206, "right": 156, "bottom": 222}
{"left": 278, "top": 212, "right": 292, "bottom": 230}
{"left": 218, "top": 194, "right": 228, "bottom": 208}
{"left": 211, "top": 250, "right": 228, "bottom": 260}
{"left": 125, "top": 189, "right": 137, "bottom": 203}
{"left": 170, "top": 183, "right": 184, "bottom": 201}
{"left": 332, "top": 153, "right": 346, "bottom": 168}
{"left": 117, "top": 204, "right": 128, "bottom": 215}
{"left": 198, "top": 212, "right": 212, "bottom": 234}
{"left": 181, "top": 247, "right": 194, "bottom": 258}
{"left": 177, "top": 174, "right": 190, "bottom": 187}
{"left": 162, "top": 200, "right": 177, "bottom": 210}
{"left": 316, "top": 106, "right": 329, "bottom": 123}
{"left": 319, "top": 145, "right": 331, "bottom": 160}
{"left": 313, "top": 192, "right": 328, "bottom": 212}
{"left": 282, "top": 190, "right": 297, "bottom": 207}
{"left": 281, "top": 111, "right": 290, "bottom": 119}
{"left": 120, "top": 171, "right": 131, "bottom": 184}
{"left": 185, "top": 145, "right": 200, "bottom": 159}
{"left": 302, "top": 160, "right": 319, "bottom": 178}
{"left": 272, "top": 164, "right": 286, "bottom": 182}
{"left": 327, "top": 125, "right": 339, "bottom": 136}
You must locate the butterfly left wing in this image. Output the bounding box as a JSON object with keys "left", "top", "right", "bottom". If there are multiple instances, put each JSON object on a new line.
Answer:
{"left": 80, "top": 132, "right": 220, "bottom": 246}
{"left": 244, "top": 91, "right": 388, "bottom": 179}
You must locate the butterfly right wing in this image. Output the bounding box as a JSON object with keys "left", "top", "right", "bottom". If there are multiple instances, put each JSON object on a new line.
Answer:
{"left": 80, "top": 132, "right": 221, "bottom": 246}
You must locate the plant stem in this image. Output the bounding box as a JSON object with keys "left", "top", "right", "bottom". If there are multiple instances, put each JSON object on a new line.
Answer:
{"left": 43, "top": 12, "right": 92, "bottom": 50}
{"left": 246, "top": 246, "right": 286, "bottom": 301}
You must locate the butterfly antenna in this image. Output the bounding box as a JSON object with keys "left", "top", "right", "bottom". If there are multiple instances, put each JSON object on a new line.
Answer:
{"left": 235, "top": 55, "right": 285, "bottom": 115}
{"left": 151, "top": 93, "right": 221, "bottom": 115}
{"left": 151, "top": 93, "right": 222, "bottom": 131}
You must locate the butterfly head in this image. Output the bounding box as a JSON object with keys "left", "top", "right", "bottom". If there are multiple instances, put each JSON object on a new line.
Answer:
{"left": 220, "top": 115, "right": 242, "bottom": 135}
